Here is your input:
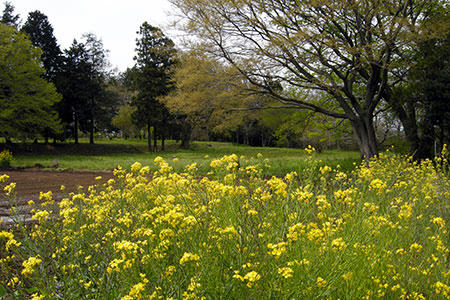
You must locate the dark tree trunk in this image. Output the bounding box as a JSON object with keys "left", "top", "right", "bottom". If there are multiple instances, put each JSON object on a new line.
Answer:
{"left": 244, "top": 126, "right": 249, "bottom": 145}
{"left": 350, "top": 113, "right": 378, "bottom": 160}
{"left": 89, "top": 122, "right": 94, "bottom": 145}
{"left": 181, "top": 138, "right": 190, "bottom": 149}
{"left": 180, "top": 123, "right": 191, "bottom": 149}
{"left": 387, "top": 96, "right": 434, "bottom": 159}
{"left": 89, "top": 98, "right": 95, "bottom": 145}
{"left": 153, "top": 126, "right": 157, "bottom": 152}
{"left": 74, "top": 112, "right": 79, "bottom": 144}
{"left": 415, "top": 106, "right": 435, "bottom": 159}
{"left": 147, "top": 123, "right": 152, "bottom": 152}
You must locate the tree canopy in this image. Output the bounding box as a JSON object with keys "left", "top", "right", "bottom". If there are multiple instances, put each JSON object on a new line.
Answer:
{"left": 1, "top": 1, "right": 19, "bottom": 27}
{"left": 171, "top": 0, "right": 449, "bottom": 158}
{"left": 162, "top": 50, "right": 266, "bottom": 142}
{"left": 131, "top": 22, "right": 178, "bottom": 151}
{"left": 0, "top": 23, "right": 61, "bottom": 140}
{"left": 21, "top": 10, "right": 62, "bottom": 82}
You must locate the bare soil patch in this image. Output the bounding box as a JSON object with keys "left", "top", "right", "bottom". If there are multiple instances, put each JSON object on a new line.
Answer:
{"left": 0, "top": 170, "right": 114, "bottom": 226}
{"left": 0, "top": 169, "right": 114, "bottom": 202}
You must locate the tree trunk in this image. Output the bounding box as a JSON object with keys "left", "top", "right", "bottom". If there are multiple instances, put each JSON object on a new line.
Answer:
{"left": 181, "top": 122, "right": 191, "bottom": 149}
{"left": 153, "top": 126, "right": 157, "bottom": 152}
{"left": 147, "top": 123, "right": 152, "bottom": 152}
{"left": 74, "top": 112, "right": 79, "bottom": 144}
{"left": 89, "top": 98, "right": 95, "bottom": 145}
{"left": 384, "top": 91, "right": 435, "bottom": 159}
{"left": 415, "top": 105, "right": 435, "bottom": 159}
{"left": 89, "top": 121, "right": 94, "bottom": 145}
{"left": 350, "top": 114, "right": 378, "bottom": 160}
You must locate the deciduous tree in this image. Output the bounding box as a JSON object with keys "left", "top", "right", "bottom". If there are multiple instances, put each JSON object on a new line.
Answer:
{"left": 162, "top": 50, "right": 266, "bottom": 144}
{"left": 112, "top": 105, "right": 139, "bottom": 139}
{"left": 21, "top": 10, "right": 63, "bottom": 143}
{"left": 0, "top": 24, "right": 61, "bottom": 141}
{"left": 171, "top": 0, "right": 448, "bottom": 158}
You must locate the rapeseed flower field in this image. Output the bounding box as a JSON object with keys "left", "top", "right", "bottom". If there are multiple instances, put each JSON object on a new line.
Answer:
{"left": 0, "top": 148, "right": 449, "bottom": 299}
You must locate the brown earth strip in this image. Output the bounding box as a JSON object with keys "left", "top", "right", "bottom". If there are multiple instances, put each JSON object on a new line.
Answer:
{"left": 0, "top": 170, "right": 114, "bottom": 227}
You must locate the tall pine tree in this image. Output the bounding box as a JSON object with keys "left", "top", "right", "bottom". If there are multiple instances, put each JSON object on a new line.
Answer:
{"left": 57, "top": 40, "right": 92, "bottom": 144}
{"left": 21, "top": 11, "right": 62, "bottom": 82}
{"left": 1, "top": 1, "right": 19, "bottom": 28}
{"left": 132, "top": 22, "right": 178, "bottom": 152}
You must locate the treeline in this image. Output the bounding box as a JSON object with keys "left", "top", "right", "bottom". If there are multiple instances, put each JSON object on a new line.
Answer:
{"left": 1, "top": 1, "right": 449, "bottom": 159}
{"left": 0, "top": 2, "right": 352, "bottom": 152}
{"left": 1, "top": 3, "right": 121, "bottom": 145}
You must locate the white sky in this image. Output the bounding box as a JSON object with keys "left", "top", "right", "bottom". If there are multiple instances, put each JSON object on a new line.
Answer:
{"left": 9, "top": 0, "right": 178, "bottom": 72}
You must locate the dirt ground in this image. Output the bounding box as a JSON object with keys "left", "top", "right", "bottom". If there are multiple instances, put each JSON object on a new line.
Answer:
{"left": 0, "top": 169, "right": 114, "bottom": 203}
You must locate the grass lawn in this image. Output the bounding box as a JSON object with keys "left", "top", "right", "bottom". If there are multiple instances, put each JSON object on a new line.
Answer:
{"left": 8, "top": 138, "right": 360, "bottom": 176}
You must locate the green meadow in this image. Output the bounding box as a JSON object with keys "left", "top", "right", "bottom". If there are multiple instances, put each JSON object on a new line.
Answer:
{"left": 10, "top": 139, "right": 360, "bottom": 176}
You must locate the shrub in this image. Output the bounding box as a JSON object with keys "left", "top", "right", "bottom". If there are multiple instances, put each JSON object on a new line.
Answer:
{"left": 0, "top": 150, "right": 13, "bottom": 168}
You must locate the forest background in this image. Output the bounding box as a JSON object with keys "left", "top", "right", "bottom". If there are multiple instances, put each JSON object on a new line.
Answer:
{"left": 0, "top": 0, "right": 449, "bottom": 160}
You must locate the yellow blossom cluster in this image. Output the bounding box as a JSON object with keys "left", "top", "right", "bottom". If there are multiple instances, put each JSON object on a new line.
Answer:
{"left": 0, "top": 150, "right": 448, "bottom": 298}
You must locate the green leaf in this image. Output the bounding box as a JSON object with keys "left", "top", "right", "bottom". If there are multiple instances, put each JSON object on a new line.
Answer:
{"left": 0, "top": 284, "right": 7, "bottom": 297}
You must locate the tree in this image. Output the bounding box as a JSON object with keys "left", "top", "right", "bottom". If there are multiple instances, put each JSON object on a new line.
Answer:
{"left": 171, "top": 0, "right": 448, "bottom": 158}
{"left": 162, "top": 50, "right": 266, "bottom": 145}
{"left": 79, "top": 33, "right": 111, "bottom": 144}
{"left": 57, "top": 40, "right": 92, "bottom": 144}
{"left": 112, "top": 105, "right": 139, "bottom": 139}
{"left": 21, "top": 10, "right": 63, "bottom": 143}
{"left": 131, "top": 22, "right": 178, "bottom": 152}
{"left": 417, "top": 34, "right": 450, "bottom": 153}
{"left": 390, "top": 30, "right": 450, "bottom": 159}
{"left": 21, "top": 10, "right": 62, "bottom": 82}
{"left": 1, "top": 1, "right": 19, "bottom": 28}
{"left": 95, "top": 82, "right": 124, "bottom": 135}
{"left": 57, "top": 35, "right": 112, "bottom": 144}
{"left": 0, "top": 24, "right": 61, "bottom": 141}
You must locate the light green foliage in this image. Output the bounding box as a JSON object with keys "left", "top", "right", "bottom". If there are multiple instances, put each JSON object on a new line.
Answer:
{"left": 0, "top": 24, "right": 61, "bottom": 140}
{"left": 170, "top": 0, "right": 450, "bottom": 158}
{"left": 162, "top": 51, "right": 264, "bottom": 139}
{"left": 111, "top": 105, "right": 139, "bottom": 138}
{"left": 262, "top": 105, "right": 353, "bottom": 149}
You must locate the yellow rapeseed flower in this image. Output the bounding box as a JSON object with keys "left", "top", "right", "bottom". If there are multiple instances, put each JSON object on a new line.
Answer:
{"left": 30, "top": 293, "right": 45, "bottom": 300}
{"left": 179, "top": 252, "right": 200, "bottom": 265}
{"left": 22, "top": 256, "right": 42, "bottom": 276}
{"left": 278, "top": 267, "right": 294, "bottom": 279}
{"left": 243, "top": 271, "right": 261, "bottom": 288}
